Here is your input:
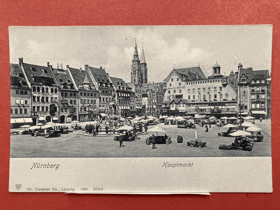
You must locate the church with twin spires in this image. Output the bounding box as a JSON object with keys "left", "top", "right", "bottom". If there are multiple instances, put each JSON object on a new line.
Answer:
{"left": 131, "top": 39, "right": 148, "bottom": 85}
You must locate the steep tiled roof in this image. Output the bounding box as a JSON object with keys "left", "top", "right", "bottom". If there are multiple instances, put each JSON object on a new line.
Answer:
{"left": 252, "top": 70, "right": 269, "bottom": 80}
{"left": 87, "top": 66, "right": 111, "bottom": 84}
{"left": 111, "top": 77, "right": 131, "bottom": 91}
{"left": 164, "top": 67, "right": 206, "bottom": 82}
{"left": 21, "top": 62, "right": 59, "bottom": 86}
{"left": 10, "top": 64, "right": 30, "bottom": 89}
{"left": 239, "top": 67, "right": 253, "bottom": 83}
{"left": 52, "top": 68, "right": 76, "bottom": 90}
{"left": 68, "top": 67, "right": 96, "bottom": 90}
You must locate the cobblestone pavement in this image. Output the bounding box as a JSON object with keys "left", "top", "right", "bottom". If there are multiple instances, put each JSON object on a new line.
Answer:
{"left": 10, "top": 119, "right": 271, "bottom": 158}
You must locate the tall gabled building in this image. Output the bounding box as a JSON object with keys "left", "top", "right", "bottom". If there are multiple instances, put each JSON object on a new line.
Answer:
{"left": 85, "top": 65, "right": 114, "bottom": 114}
{"left": 19, "top": 58, "right": 60, "bottom": 124}
{"left": 51, "top": 64, "right": 79, "bottom": 123}
{"left": 68, "top": 66, "right": 99, "bottom": 122}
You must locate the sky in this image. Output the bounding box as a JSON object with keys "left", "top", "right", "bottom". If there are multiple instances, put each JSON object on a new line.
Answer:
{"left": 9, "top": 25, "right": 272, "bottom": 83}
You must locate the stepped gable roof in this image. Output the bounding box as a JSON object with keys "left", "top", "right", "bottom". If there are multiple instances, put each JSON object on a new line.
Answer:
{"left": 252, "top": 70, "right": 269, "bottom": 80}
{"left": 21, "top": 62, "right": 58, "bottom": 86}
{"left": 87, "top": 66, "right": 111, "bottom": 84}
{"left": 111, "top": 77, "right": 131, "bottom": 91}
{"left": 164, "top": 67, "right": 206, "bottom": 82}
{"left": 10, "top": 64, "right": 30, "bottom": 89}
{"left": 52, "top": 68, "right": 76, "bottom": 90}
{"left": 68, "top": 67, "right": 96, "bottom": 90}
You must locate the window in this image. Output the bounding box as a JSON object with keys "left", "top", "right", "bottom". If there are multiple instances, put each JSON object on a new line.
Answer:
{"left": 84, "top": 107, "right": 87, "bottom": 111}
{"left": 24, "top": 91, "right": 27, "bottom": 95}
{"left": 33, "top": 96, "right": 36, "bottom": 102}
{"left": 51, "top": 97, "right": 53, "bottom": 102}
{"left": 174, "top": 90, "right": 176, "bottom": 93}
{"left": 188, "top": 96, "right": 191, "bottom": 100}
{"left": 46, "top": 97, "right": 49, "bottom": 102}
{"left": 16, "top": 90, "right": 19, "bottom": 94}
{"left": 179, "top": 83, "right": 181, "bottom": 86}
{"left": 179, "top": 89, "right": 182, "bottom": 93}
{"left": 84, "top": 93, "right": 86, "bottom": 96}
{"left": 46, "top": 107, "right": 49, "bottom": 112}
{"left": 41, "top": 97, "right": 44, "bottom": 102}
{"left": 42, "top": 87, "right": 45, "bottom": 93}
{"left": 177, "top": 78, "right": 179, "bottom": 81}
{"left": 251, "top": 80, "right": 255, "bottom": 84}
{"left": 94, "top": 93, "right": 96, "bottom": 97}
{"left": 192, "top": 88, "right": 195, "bottom": 93}
{"left": 261, "top": 103, "right": 265, "bottom": 108}
{"left": 46, "top": 87, "right": 49, "bottom": 93}
{"left": 33, "top": 106, "right": 36, "bottom": 111}
{"left": 15, "top": 108, "right": 18, "bottom": 114}
{"left": 61, "top": 92, "right": 64, "bottom": 97}
{"left": 80, "top": 107, "right": 83, "bottom": 112}
{"left": 193, "top": 95, "right": 195, "bottom": 100}
{"left": 203, "top": 95, "right": 206, "bottom": 100}
{"left": 55, "top": 88, "right": 57, "bottom": 93}
{"left": 214, "top": 94, "right": 217, "bottom": 99}
{"left": 225, "top": 93, "right": 229, "bottom": 98}
{"left": 256, "top": 103, "right": 260, "bottom": 108}
{"left": 256, "top": 80, "right": 260, "bottom": 84}
{"left": 87, "top": 99, "right": 89, "bottom": 104}
{"left": 37, "top": 106, "right": 40, "bottom": 112}
{"left": 219, "top": 87, "right": 222, "bottom": 91}
{"left": 41, "top": 107, "right": 44, "bottom": 112}
{"left": 80, "top": 92, "right": 82, "bottom": 96}
{"left": 252, "top": 103, "right": 255, "bottom": 108}
{"left": 70, "top": 100, "right": 72, "bottom": 104}
{"left": 169, "top": 83, "right": 171, "bottom": 87}
{"left": 74, "top": 100, "right": 76, "bottom": 105}
{"left": 51, "top": 88, "right": 53, "bottom": 93}
{"left": 37, "top": 96, "right": 40, "bottom": 102}
{"left": 261, "top": 80, "right": 265, "bottom": 84}
{"left": 171, "top": 78, "right": 173, "bottom": 82}
{"left": 73, "top": 93, "right": 76, "bottom": 97}
{"left": 11, "top": 109, "right": 13, "bottom": 114}
{"left": 33, "top": 87, "right": 36, "bottom": 92}
{"left": 36, "top": 87, "right": 40, "bottom": 92}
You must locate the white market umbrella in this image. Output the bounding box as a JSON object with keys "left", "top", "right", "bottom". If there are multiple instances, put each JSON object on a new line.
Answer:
{"left": 29, "top": 125, "right": 40, "bottom": 130}
{"left": 127, "top": 117, "right": 133, "bottom": 119}
{"left": 39, "top": 117, "right": 45, "bottom": 121}
{"left": 242, "top": 122, "right": 255, "bottom": 127}
{"left": 71, "top": 120, "right": 79, "bottom": 124}
{"left": 116, "top": 125, "right": 133, "bottom": 131}
{"left": 221, "top": 117, "right": 228, "bottom": 120}
{"left": 52, "top": 117, "right": 58, "bottom": 121}
{"left": 223, "top": 124, "right": 237, "bottom": 128}
{"left": 229, "top": 130, "right": 252, "bottom": 137}
{"left": 159, "top": 116, "right": 168, "bottom": 119}
{"left": 148, "top": 125, "right": 167, "bottom": 135}
{"left": 229, "top": 117, "right": 237, "bottom": 120}
{"left": 246, "top": 126, "right": 262, "bottom": 132}
{"left": 167, "top": 117, "right": 174, "bottom": 120}
{"left": 244, "top": 116, "right": 255, "bottom": 120}
{"left": 36, "top": 123, "right": 43, "bottom": 126}
{"left": 175, "top": 116, "right": 185, "bottom": 120}
{"left": 46, "top": 122, "right": 55, "bottom": 125}
{"left": 41, "top": 124, "right": 54, "bottom": 129}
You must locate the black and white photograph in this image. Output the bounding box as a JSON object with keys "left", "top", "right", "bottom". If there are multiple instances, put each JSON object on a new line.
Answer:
{"left": 9, "top": 25, "right": 272, "bottom": 193}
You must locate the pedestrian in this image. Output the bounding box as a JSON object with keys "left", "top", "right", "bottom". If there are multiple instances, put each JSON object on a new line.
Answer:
{"left": 205, "top": 125, "right": 208, "bottom": 132}
{"left": 139, "top": 123, "right": 143, "bottom": 133}
{"left": 260, "top": 117, "right": 262, "bottom": 122}
{"left": 144, "top": 123, "right": 148, "bottom": 133}
{"left": 105, "top": 125, "right": 109, "bottom": 134}
{"left": 92, "top": 125, "right": 96, "bottom": 136}
{"left": 151, "top": 134, "right": 156, "bottom": 149}
{"left": 96, "top": 124, "right": 99, "bottom": 135}
{"left": 209, "top": 122, "right": 211, "bottom": 128}
{"left": 119, "top": 135, "right": 123, "bottom": 147}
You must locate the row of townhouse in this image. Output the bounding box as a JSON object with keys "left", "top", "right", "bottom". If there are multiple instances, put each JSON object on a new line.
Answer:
{"left": 10, "top": 58, "right": 136, "bottom": 127}
{"left": 161, "top": 62, "right": 271, "bottom": 118}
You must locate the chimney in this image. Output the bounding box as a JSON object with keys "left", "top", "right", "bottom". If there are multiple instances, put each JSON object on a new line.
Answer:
{"left": 66, "top": 65, "right": 69, "bottom": 69}
{"left": 84, "top": 65, "right": 88, "bottom": 70}
{"left": 61, "top": 64, "right": 63, "bottom": 69}
{"left": 100, "top": 66, "right": 102, "bottom": 69}
{"left": 57, "top": 63, "right": 59, "bottom": 69}
{"left": 19, "top": 57, "right": 23, "bottom": 67}
{"left": 47, "top": 62, "right": 49, "bottom": 67}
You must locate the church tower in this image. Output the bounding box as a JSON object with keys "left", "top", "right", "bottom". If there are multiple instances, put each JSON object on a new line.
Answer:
{"left": 131, "top": 39, "right": 141, "bottom": 84}
{"left": 140, "top": 42, "right": 148, "bottom": 84}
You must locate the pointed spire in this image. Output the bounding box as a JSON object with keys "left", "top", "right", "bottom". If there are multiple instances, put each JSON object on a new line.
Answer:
{"left": 133, "top": 38, "right": 139, "bottom": 61}
{"left": 83, "top": 74, "right": 90, "bottom": 84}
{"left": 140, "top": 41, "right": 146, "bottom": 64}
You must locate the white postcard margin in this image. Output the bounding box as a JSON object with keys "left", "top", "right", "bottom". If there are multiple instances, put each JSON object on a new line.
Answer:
{"left": 9, "top": 157, "right": 272, "bottom": 193}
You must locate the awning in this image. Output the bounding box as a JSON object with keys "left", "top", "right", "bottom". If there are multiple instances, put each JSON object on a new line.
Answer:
{"left": 15, "top": 118, "right": 25, "bottom": 123}
{"left": 23, "top": 118, "right": 32, "bottom": 123}
{"left": 10, "top": 119, "right": 16, "bottom": 124}
{"left": 100, "top": 113, "right": 106, "bottom": 116}
{"left": 252, "top": 111, "right": 266, "bottom": 115}
{"left": 39, "top": 117, "right": 45, "bottom": 121}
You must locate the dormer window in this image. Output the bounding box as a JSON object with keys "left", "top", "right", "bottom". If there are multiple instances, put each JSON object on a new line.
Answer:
{"left": 241, "top": 75, "right": 247, "bottom": 83}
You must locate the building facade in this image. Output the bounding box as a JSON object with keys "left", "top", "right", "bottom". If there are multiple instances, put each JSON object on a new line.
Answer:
{"left": 19, "top": 58, "right": 60, "bottom": 124}
{"left": 162, "top": 63, "right": 238, "bottom": 116}
{"left": 10, "top": 64, "right": 32, "bottom": 128}
{"left": 111, "top": 77, "right": 132, "bottom": 117}
{"left": 238, "top": 64, "right": 270, "bottom": 118}
{"left": 52, "top": 65, "right": 79, "bottom": 123}
{"left": 68, "top": 67, "right": 99, "bottom": 122}
{"left": 86, "top": 65, "right": 114, "bottom": 114}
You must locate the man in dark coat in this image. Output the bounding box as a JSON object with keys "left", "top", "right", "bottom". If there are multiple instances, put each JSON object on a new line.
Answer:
{"left": 144, "top": 123, "right": 148, "bottom": 133}
{"left": 105, "top": 125, "right": 109, "bottom": 134}
{"left": 151, "top": 134, "right": 156, "bottom": 149}
{"left": 96, "top": 124, "right": 99, "bottom": 135}
{"left": 205, "top": 125, "right": 209, "bottom": 132}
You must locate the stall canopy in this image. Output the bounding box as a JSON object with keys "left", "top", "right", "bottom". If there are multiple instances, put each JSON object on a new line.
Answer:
{"left": 251, "top": 111, "right": 266, "bottom": 115}
{"left": 10, "top": 119, "right": 16, "bottom": 124}
{"left": 23, "top": 118, "right": 32, "bottom": 123}
{"left": 15, "top": 118, "right": 25, "bottom": 123}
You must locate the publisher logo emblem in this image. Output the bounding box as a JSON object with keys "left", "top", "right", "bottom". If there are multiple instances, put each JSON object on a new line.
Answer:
{"left": 15, "top": 184, "right": 22, "bottom": 191}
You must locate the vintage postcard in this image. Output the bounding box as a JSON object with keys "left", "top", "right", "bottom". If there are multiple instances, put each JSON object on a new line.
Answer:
{"left": 9, "top": 25, "right": 272, "bottom": 193}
